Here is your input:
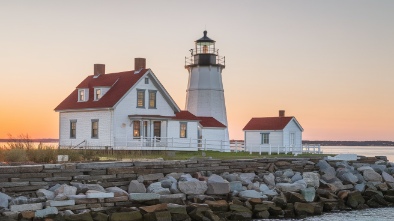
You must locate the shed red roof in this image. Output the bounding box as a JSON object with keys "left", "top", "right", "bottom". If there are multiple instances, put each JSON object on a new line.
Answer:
{"left": 173, "top": 111, "right": 226, "bottom": 128}
{"left": 243, "top": 117, "right": 294, "bottom": 131}
{"left": 55, "top": 69, "right": 148, "bottom": 111}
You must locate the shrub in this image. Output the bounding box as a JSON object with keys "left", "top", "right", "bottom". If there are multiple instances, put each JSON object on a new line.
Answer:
{"left": 5, "top": 148, "right": 27, "bottom": 162}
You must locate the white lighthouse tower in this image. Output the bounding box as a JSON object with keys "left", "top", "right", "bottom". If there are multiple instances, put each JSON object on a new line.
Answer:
{"left": 185, "top": 31, "right": 229, "bottom": 148}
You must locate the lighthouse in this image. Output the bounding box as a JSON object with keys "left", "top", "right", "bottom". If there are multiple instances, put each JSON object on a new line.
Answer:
{"left": 185, "top": 30, "right": 229, "bottom": 148}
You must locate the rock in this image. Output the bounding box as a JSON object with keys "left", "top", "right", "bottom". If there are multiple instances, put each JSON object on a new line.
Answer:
{"left": 20, "top": 210, "right": 35, "bottom": 219}
{"left": 128, "top": 180, "right": 146, "bottom": 193}
{"left": 316, "top": 160, "right": 336, "bottom": 175}
{"left": 140, "top": 203, "right": 168, "bottom": 213}
{"left": 303, "top": 172, "right": 320, "bottom": 188}
{"left": 160, "top": 179, "right": 173, "bottom": 188}
{"left": 301, "top": 187, "right": 316, "bottom": 202}
{"left": 371, "top": 164, "right": 386, "bottom": 173}
{"left": 205, "top": 200, "right": 229, "bottom": 211}
{"left": 283, "top": 169, "right": 295, "bottom": 178}
{"left": 354, "top": 183, "right": 366, "bottom": 192}
{"left": 170, "top": 182, "right": 181, "bottom": 194}
{"left": 357, "top": 166, "right": 374, "bottom": 172}
{"left": 255, "top": 210, "right": 270, "bottom": 219}
{"left": 263, "top": 173, "right": 275, "bottom": 187}
{"left": 346, "top": 191, "right": 365, "bottom": 209}
{"left": 10, "top": 203, "right": 43, "bottom": 212}
{"left": 159, "top": 193, "right": 186, "bottom": 204}
{"left": 276, "top": 180, "right": 307, "bottom": 192}
{"left": 35, "top": 207, "right": 58, "bottom": 218}
{"left": 268, "top": 206, "right": 284, "bottom": 217}
{"left": 65, "top": 213, "right": 93, "bottom": 221}
{"left": 48, "top": 200, "right": 75, "bottom": 206}
{"left": 147, "top": 182, "right": 171, "bottom": 195}
{"left": 165, "top": 172, "right": 184, "bottom": 180}
{"left": 110, "top": 211, "right": 143, "bottom": 221}
{"left": 179, "top": 174, "right": 197, "bottom": 181}
{"left": 239, "top": 173, "right": 256, "bottom": 185}
{"left": 54, "top": 193, "right": 68, "bottom": 201}
{"left": 377, "top": 183, "right": 389, "bottom": 191}
{"left": 129, "top": 193, "right": 160, "bottom": 202}
{"left": 321, "top": 173, "right": 340, "bottom": 183}
{"left": 382, "top": 171, "right": 394, "bottom": 182}
{"left": 291, "top": 173, "right": 303, "bottom": 183}
{"left": 285, "top": 192, "right": 306, "bottom": 203}
{"left": 223, "top": 173, "right": 239, "bottom": 182}
{"left": 54, "top": 184, "right": 77, "bottom": 196}
{"left": 206, "top": 174, "right": 230, "bottom": 195}
{"left": 272, "top": 193, "right": 287, "bottom": 208}
{"left": 36, "top": 189, "right": 55, "bottom": 200}
{"left": 86, "top": 190, "right": 114, "bottom": 198}
{"left": 137, "top": 173, "right": 164, "bottom": 182}
{"left": 238, "top": 190, "right": 265, "bottom": 199}
{"left": 167, "top": 203, "right": 188, "bottom": 215}
{"left": 229, "top": 181, "right": 244, "bottom": 192}
{"left": 259, "top": 184, "right": 278, "bottom": 196}
{"left": 92, "top": 212, "right": 109, "bottom": 221}
{"left": 294, "top": 202, "right": 323, "bottom": 216}
{"left": 0, "top": 192, "right": 11, "bottom": 208}
{"left": 71, "top": 183, "right": 105, "bottom": 193}
{"left": 105, "top": 186, "right": 128, "bottom": 197}
{"left": 178, "top": 181, "right": 208, "bottom": 195}
{"left": 363, "top": 169, "right": 382, "bottom": 182}
{"left": 337, "top": 171, "right": 358, "bottom": 184}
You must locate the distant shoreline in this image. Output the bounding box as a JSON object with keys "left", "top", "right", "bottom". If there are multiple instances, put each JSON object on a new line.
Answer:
{"left": 1, "top": 139, "right": 393, "bottom": 146}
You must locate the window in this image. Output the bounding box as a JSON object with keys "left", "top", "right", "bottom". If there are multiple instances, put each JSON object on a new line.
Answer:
{"left": 95, "top": 89, "right": 101, "bottom": 100}
{"left": 133, "top": 121, "right": 140, "bottom": 138}
{"left": 137, "top": 89, "right": 145, "bottom": 108}
{"left": 149, "top": 90, "right": 157, "bottom": 108}
{"left": 91, "top": 120, "right": 99, "bottom": 138}
{"left": 180, "top": 122, "right": 187, "bottom": 138}
{"left": 154, "top": 121, "right": 161, "bottom": 140}
{"left": 145, "top": 78, "right": 149, "bottom": 84}
{"left": 79, "top": 90, "right": 85, "bottom": 101}
{"left": 70, "top": 120, "right": 77, "bottom": 139}
{"left": 261, "top": 133, "right": 269, "bottom": 144}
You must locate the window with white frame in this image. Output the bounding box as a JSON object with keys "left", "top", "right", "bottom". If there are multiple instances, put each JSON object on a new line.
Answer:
{"left": 180, "top": 122, "right": 187, "bottom": 138}
{"left": 70, "top": 120, "right": 77, "bottom": 139}
{"left": 261, "top": 133, "right": 269, "bottom": 144}
{"left": 149, "top": 90, "right": 157, "bottom": 108}
{"left": 79, "top": 89, "right": 85, "bottom": 102}
{"left": 133, "top": 121, "right": 141, "bottom": 138}
{"left": 91, "top": 120, "right": 99, "bottom": 138}
{"left": 145, "top": 78, "right": 149, "bottom": 84}
{"left": 137, "top": 89, "right": 145, "bottom": 108}
{"left": 95, "top": 89, "right": 101, "bottom": 100}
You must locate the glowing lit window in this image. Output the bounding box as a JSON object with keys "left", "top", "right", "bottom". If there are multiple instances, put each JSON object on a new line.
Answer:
{"left": 133, "top": 121, "right": 140, "bottom": 138}
{"left": 149, "top": 90, "right": 157, "bottom": 108}
{"left": 137, "top": 89, "right": 145, "bottom": 108}
{"left": 180, "top": 122, "right": 187, "bottom": 138}
{"left": 79, "top": 90, "right": 85, "bottom": 101}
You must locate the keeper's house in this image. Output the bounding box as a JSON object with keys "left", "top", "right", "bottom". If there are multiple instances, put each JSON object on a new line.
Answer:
{"left": 54, "top": 58, "right": 226, "bottom": 150}
{"left": 243, "top": 110, "right": 304, "bottom": 153}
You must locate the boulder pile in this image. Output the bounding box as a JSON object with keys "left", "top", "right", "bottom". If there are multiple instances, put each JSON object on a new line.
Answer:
{"left": 0, "top": 156, "right": 394, "bottom": 220}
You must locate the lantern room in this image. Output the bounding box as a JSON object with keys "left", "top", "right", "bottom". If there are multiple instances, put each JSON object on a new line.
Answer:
{"left": 195, "top": 30, "right": 216, "bottom": 54}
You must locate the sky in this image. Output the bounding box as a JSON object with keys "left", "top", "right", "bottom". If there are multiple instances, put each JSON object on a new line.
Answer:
{"left": 0, "top": 0, "right": 393, "bottom": 141}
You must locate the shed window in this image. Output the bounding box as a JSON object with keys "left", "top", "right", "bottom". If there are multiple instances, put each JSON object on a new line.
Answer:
{"left": 70, "top": 120, "right": 77, "bottom": 139}
{"left": 261, "top": 133, "right": 269, "bottom": 144}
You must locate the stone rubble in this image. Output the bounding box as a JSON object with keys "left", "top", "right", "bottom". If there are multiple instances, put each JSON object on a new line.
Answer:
{"left": 0, "top": 156, "right": 394, "bottom": 220}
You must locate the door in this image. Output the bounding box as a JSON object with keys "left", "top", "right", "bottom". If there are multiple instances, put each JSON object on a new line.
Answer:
{"left": 290, "top": 133, "right": 295, "bottom": 147}
{"left": 154, "top": 121, "right": 161, "bottom": 140}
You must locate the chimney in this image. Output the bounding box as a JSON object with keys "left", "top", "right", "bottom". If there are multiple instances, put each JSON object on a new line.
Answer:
{"left": 134, "top": 58, "right": 146, "bottom": 70}
{"left": 279, "top": 110, "right": 285, "bottom": 117}
{"left": 94, "top": 64, "right": 105, "bottom": 77}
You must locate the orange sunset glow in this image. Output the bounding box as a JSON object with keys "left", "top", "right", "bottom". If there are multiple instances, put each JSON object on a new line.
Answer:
{"left": 0, "top": 1, "right": 393, "bottom": 141}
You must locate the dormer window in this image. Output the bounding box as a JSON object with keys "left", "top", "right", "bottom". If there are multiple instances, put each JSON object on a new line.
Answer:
{"left": 95, "top": 89, "right": 101, "bottom": 101}
{"left": 78, "top": 89, "right": 88, "bottom": 102}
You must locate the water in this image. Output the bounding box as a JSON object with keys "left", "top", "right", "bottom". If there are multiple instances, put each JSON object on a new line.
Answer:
{"left": 321, "top": 146, "right": 394, "bottom": 162}
{"left": 256, "top": 207, "right": 394, "bottom": 220}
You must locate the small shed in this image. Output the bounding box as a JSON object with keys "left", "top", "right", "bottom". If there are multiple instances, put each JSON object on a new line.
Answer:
{"left": 243, "top": 110, "right": 304, "bottom": 153}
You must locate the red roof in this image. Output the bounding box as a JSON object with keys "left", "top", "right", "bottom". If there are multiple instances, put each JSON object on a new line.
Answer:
{"left": 196, "top": 116, "right": 226, "bottom": 128}
{"left": 173, "top": 111, "right": 226, "bottom": 128}
{"left": 243, "top": 117, "right": 294, "bottom": 131}
{"left": 55, "top": 69, "right": 148, "bottom": 111}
